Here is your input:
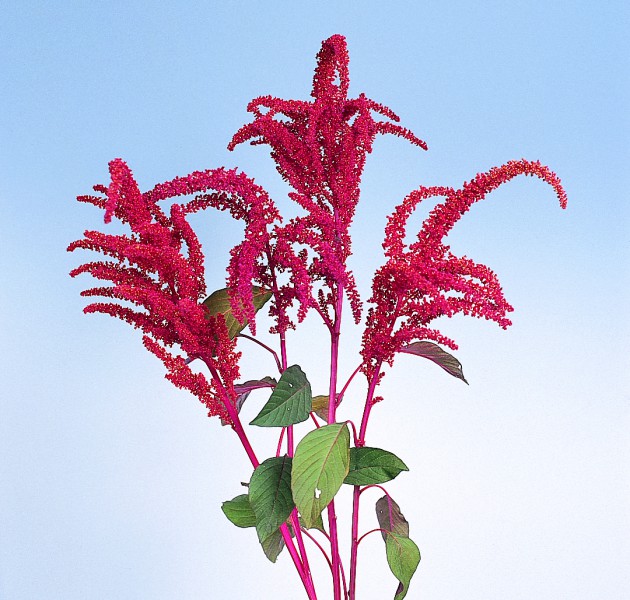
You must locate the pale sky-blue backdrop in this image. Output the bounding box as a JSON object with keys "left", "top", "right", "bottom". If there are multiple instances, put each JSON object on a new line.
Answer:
{"left": 1, "top": 2, "right": 628, "bottom": 599}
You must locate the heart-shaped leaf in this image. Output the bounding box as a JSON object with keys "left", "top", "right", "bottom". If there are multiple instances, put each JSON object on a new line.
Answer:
{"left": 221, "top": 494, "right": 256, "bottom": 528}
{"left": 203, "top": 286, "right": 272, "bottom": 339}
{"left": 291, "top": 423, "right": 350, "bottom": 528}
{"left": 399, "top": 341, "right": 468, "bottom": 384}
{"left": 249, "top": 456, "right": 295, "bottom": 543}
{"left": 385, "top": 532, "right": 421, "bottom": 600}
{"left": 250, "top": 365, "right": 312, "bottom": 427}
{"left": 375, "top": 495, "right": 410, "bottom": 541}
{"left": 344, "top": 447, "right": 409, "bottom": 486}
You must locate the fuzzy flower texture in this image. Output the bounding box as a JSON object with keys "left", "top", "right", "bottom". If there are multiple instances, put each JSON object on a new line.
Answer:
{"left": 69, "top": 35, "right": 567, "bottom": 422}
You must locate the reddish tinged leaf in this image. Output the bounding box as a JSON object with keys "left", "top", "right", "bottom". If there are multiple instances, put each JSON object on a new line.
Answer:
{"left": 376, "top": 495, "right": 410, "bottom": 542}
{"left": 203, "top": 287, "right": 272, "bottom": 339}
{"left": 220, "top": 391, "right": 251, "bottom": 427}
{"left": 311, "top": 395, "right": 329, "bottom": 421}
{"left": 234, "top": 377, "right": 277, "bottom": 395}
{"left": 220, "top": 377, "right": 277, "bottom": 426}
{"left": 376, "top": 496, "right": 421, "bottom": 598}
{"left": 261, "top": 528, "right": 285, "bottom": 563}
{"left": 399, "top": 341, "right": 468, "bottom": 384}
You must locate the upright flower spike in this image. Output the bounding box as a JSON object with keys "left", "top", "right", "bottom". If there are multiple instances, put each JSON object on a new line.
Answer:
{"left": 229, "top": 34, "right": 428, "bottom": 325}
{"left": 361, "top": 159, "right": 567, "bottom": 381}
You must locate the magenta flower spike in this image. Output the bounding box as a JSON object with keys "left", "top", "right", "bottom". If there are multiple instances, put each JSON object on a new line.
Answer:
{"left": 229, "top": 34, "right": 428, "bottom": 326}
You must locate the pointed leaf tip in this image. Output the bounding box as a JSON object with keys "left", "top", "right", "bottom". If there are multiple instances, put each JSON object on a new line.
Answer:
{"left": 400, "top": 341, "right": 468, "bottom": 384}
{"left": 375, "top": 495, "right": 420, "bottom": 599}
{"left": 386, "top": 533, "right": 421, "bottom": 600}
{"left": 261, "top": 528, "right": 285, "bottom": 563}
{"left": 250, "top": 365, "right": 312, "bottom": 427}
{"left": 344, "top": 447, "right": 409, "bottom": 486}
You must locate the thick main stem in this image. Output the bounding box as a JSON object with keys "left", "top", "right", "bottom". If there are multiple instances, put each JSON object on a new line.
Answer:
{"left": 327, "top": 285, "right": 344, "bottom": 600}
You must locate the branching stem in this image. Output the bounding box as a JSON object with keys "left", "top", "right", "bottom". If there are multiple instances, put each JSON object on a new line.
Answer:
{"left": 237, "top": 333, "right": 282, "bottom": 373}
{"left": 201, "top": 355, "right": 317, "bottom": 600}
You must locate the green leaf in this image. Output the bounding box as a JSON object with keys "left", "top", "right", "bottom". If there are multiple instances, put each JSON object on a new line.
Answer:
{"left": 299, "top": 512, "right": 326, "bottom": 533}
{"left": 221, "top": 494, "right": 256, "bottom": 528}
{"left": 250, "top": 365, "right": 312, "bottom": 427}
{"left": 261, "top": 528, "right": 285, "bottom": 563}
{"left": 344, "top": 447, "right": 409, "bottom": 486}
{"left": 385, "top": 533, "right": 421, "bottom": 600}
{"left": 311, "top": 395, "right": 330, "bottom": 421}
{"left": 202, "top": 286, "right": 272, "bottom": 339}
{"left": 375, "top": 495, "right": 410, "bottom": 541}
{"left": 291, "top": 423, "right": 350, "bottom": 528}
{"left": 249, "top": 456, "right": 295, "bottom": 543}
{"left": 399, "top": 341, "right": 468, "bottom": 384}
{"left": 222, "top": 490, "right": 287, "bottom": 562}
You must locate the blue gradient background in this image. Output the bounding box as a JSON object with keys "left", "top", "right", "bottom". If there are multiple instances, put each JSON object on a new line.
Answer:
{"left": 1, "top": 2, "right": 628, "bottom": 599}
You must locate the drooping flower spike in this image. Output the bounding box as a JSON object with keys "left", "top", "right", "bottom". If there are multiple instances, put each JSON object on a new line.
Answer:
{"left": 68, "top": 159, "right": 286, "bottom": 423}
{"left": 361, "top": 159, "right": 567, "bottom": 381}
{"left": 229, "top": 34, "right": 428, "bottom": 325}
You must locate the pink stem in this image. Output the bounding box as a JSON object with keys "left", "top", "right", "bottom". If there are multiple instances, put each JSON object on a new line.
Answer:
{"left": 357, "top": 528, "right": 389, "bottom": 545}
{"left": 340, "top": 556, "right": 349, "bottom": 600}
{"left": 280, "top": 324, "right": 316, "bottom": 595}
{"left": 349, "top": 362, "right": 384, "bottom": 599}
{"left": 345, "top": 420, "right": 359, "bottom": 447}
{"left": 276, "top": 427, "right": 286, "bottom": 457}
{"left": 337, "top": 363, "right": 363, "bottom": 407}
{"left": 300, "top": 528, "right": 349, "bottom": 597}
{"left": 359, "top": 483, "right": 390, "bottom": 497}
{"left": 349, "top": 486, "right": 361, "bottom": 599}
{"left": 263, "top": 247, "right": 316, "bottom": 594}
{"left": 357, "top": 364, "right": 383, "bottom": 445}
{"left": 301, "top": 528, "right": 333, "bottom": 570}
{"left": 238, "top": 333, "right": 282, "bottom": 373}
{"left": 201, "top": 356, "right": 317, "bottom": 599}
{"left": 326, "top": 284, "right": 344, "bottom": 600}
